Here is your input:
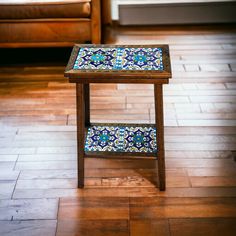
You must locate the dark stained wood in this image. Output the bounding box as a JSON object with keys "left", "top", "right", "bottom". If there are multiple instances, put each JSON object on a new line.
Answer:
{"left": 76, "top": 84, "right": 85, "bottom": 188}
{"left": 65, "top": 44, "right": 171, "bottom": 190}
{"left": 69, "top": 77, "right": 169, "bottom": 84}
{"left": 84, "top": 84, "right": 90, "bottom": 127}
{"left": 154, "top": 85, "right": 166, "bottom": 190}
{"left": 65, "top": 44, "right": 171, "bottom": 82}
{"left": 12, "top": 187, "right": 236, "bottom": 199}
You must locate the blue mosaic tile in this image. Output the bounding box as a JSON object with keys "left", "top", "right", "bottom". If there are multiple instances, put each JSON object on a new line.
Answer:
{"left": 85, "top": 125, "right": 157, "bottom": 153}
{"left": 73, "top": 47, "right": 163, "bottom": 71}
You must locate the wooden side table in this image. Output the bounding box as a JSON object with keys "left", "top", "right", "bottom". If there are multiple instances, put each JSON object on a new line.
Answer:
{"left": 65, "top": 44, "right": 172, "bottom": 191}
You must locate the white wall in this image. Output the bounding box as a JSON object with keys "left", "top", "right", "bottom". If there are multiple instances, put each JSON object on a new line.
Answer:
{"left": 111, "top": 0, "right": 233, "bottom": 20}
{"left": 111, "top": 0, "right": 161, "bottom": 20}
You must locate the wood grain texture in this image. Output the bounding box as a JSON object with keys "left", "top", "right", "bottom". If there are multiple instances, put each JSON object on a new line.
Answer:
{"left": 0, "top": 199, "right": 58, "bottom": 220}
{"left": 76, "top": 84, "right": 85, "bottom": 188}
{"left": 65, "top": 44, "right": 171, "bottom": 82}
{"left": 130, "top": 219, "right": 170, "bottom": 236}
{"left": 0, "top": 24, "right": 236, "bottom": 235}
{"left": 58, "top": 197, "right": 129, "bottom": 220}
{"left": 154, "top": 84, "right": 166, "bottom": 190}
{"left": 84, "top": 84, "right": 91, "bottom": 127}
{"left": 0, "top": 220, "right": 57, "bottom": 236}
{"left": 130, "top": 197, "right": 236, "bottom": 219}
{"left": 57, "top": 219, "right": 129, "bottom": 236}
{"left": 169, "top": 218, "right": 236, "bottom": 236}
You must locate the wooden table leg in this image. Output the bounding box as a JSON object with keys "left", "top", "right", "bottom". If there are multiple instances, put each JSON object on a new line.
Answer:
{"left": 154, "top": 84, "right": 166, "bottom": 191}
{"left": 76, "top": 83, "right": 85, "bottom": 188}
{"left": 84, "top": 84, "right": 90, "bottom": 127}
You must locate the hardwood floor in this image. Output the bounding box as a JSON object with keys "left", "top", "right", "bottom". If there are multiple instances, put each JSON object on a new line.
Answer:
{"left": 0, "top": 25, "right": 236, "bottom": 236}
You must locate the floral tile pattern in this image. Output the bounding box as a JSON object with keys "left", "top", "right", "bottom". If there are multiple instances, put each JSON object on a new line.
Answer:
{"left": 73, "top": 47, "right": 163, "bottom": 71}
{"left": 85, "top": 125, "right": 157, "bottom": 153}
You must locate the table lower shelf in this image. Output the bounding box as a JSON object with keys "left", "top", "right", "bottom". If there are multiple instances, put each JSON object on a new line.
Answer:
{"left": 84, "top": 123, "right": 158, "bottom": 159}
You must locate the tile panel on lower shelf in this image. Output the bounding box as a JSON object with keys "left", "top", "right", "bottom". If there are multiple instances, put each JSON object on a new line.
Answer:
{"left": 84, "top": 124, "right": 158, "bottom": 158}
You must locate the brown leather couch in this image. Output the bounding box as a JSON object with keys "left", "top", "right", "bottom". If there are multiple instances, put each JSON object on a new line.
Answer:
{"left": 0, "top": 0, "right": 104, "bottom": 47}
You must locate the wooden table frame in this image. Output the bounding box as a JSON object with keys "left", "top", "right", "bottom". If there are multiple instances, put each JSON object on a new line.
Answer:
{"left": 65, "top": 44, "right": 172, "bottom": 191}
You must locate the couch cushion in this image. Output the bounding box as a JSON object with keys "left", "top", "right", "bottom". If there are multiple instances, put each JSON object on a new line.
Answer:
{"left": 0, "top": 0, "right": 91, "bottom": 19}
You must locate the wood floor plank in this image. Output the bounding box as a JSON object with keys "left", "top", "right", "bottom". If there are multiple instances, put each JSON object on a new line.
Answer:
{"left": 187, "top": 167, "right": 236, "bottom": 176}
{"left": 130, "top": 219, "right": 170, "bottom": 236}
{"left": 15, "top": 179, "right": 78, "bottom": 189}
{"left": 13, "top": 187, "right": 236, "bottom": 199}
{"left": 0, "top": 162, "right": 15, "bottom": 170}
{"left": 0, "top": 181, "right": 16, "bottom": 199}
{"left": 169, "top": 218, "right": 236, "bottom": 236}
{"left": 130, "top": 197, "right": 236, "bottom": 219}
{"left": 18, "top": 154, "right": 76, "bottom": 162}
{"left": 15, "top": 161, "right": 76, "bottom": 170}
{"left": 0, "top": 155, "right": 18, "bottom": 162}
{"left": 0, "top": 220, "right": 57, "bottom": 236}
{"left": 0, "top": 24, "right": 236, "bottom": 235}
{"left": 190, "top": 176, "right": 236, "bottom": 187}
{"left": 0, "top": 170, "right": 19, "bottom": 180}
{"left": 0, "top": 199, "right": 58, "bottom": 220}
{"left": 0, "top": 148, "right": 35, "bottom": 155}
{"left": 166, "top": 159, "right": 236, "bottom": 168}
{"left": 166, "top": 150, "right": 233, "bottom": 159}
{"left": 19, "top": 169, "right": 77, "bottom": 179}
{"left": 58, "top": 197, "right": 129, "bottom": 220}
{"left": 56, "top": 220, "right": 129, "bottom": 236}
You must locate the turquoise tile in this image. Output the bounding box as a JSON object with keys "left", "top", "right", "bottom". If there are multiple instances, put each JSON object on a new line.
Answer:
{"left": 85, "top": 125, "right": 157, "bottom": 153}
{"left": 73, "top": 47, "right": 163, "bottom": 71}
